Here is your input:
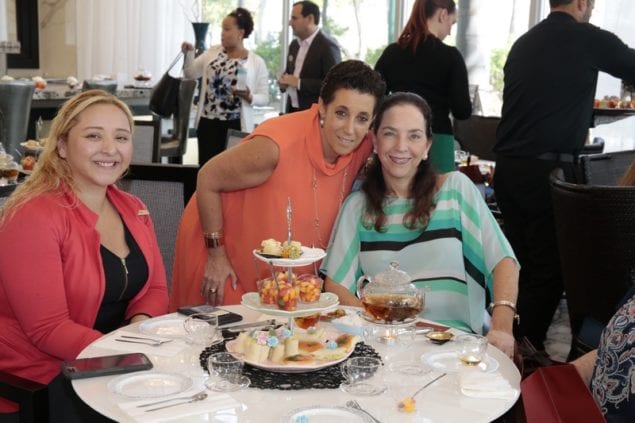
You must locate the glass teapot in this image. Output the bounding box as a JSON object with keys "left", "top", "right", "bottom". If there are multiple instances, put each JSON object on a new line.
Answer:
{"left": 356, "top": 261, "right": 424, "bottom": 324}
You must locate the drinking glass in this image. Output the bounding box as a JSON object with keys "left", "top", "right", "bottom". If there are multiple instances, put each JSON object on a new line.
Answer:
{"left": 206, "top": 352, "right": 250, "bottom": 392}
{"left": 183, "top": 313, "right": 220, "bottom": 345}
{"left": 456, "top": 334, "right": 488, "bottom": 366}
{"left": 340, "top": 356, "right": 386, "bottom": 396}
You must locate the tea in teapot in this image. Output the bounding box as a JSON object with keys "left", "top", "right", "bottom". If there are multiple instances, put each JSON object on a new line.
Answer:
{"left": 357, "top": 262, "right": 424, "bottom": 324}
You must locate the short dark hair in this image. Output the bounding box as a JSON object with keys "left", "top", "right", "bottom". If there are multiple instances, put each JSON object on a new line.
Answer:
{"left": 550, "top": 0, "right": 575, "bottom": 7}
{"left": 294, "top": 1, "right": 320, "bottom": 26}
{"left": 229, "top": 7, "right": 254, "bottom": 39}
{"left": 319, "top": 60, "right": 386, "bottom": 111}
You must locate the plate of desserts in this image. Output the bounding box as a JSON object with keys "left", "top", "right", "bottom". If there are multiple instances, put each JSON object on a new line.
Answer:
{"left": 226, "top": 327, "right": 358, "bottom": 373}
{"left": 253, "top": 238, "right": 326, "bottom": 267}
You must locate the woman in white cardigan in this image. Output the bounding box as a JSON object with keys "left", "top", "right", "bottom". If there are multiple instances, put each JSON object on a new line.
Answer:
{"left": 182, "top": 7, "right": 269, "bottom": 165}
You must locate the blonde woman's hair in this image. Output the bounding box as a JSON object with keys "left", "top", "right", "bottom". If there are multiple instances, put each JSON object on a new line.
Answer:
{"left": 0, "top": 90, "right": 134, "bottom": 225}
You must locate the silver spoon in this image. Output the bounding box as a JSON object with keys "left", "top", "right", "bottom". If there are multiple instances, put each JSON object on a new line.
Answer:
{"left": 410, "top": 372, "right": 447, "bottom": 398}
{"left": 144, "top": 392, "right": 208, "bottom": 412}
{"left": 346, "top": 400, "right": 382, "bottom": 423}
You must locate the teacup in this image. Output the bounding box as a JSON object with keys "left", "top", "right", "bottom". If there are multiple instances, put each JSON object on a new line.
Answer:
{"left": 340, "top": 356, "right": 386, "bottom": 396}
{"left": 456, "top": 334, "right": 488, "bottom": 366}
{"left": 206, "top": 352, "right": 250, "bottom": 392}
{"left": 183, "top": 313, "right": 220, "bottom": 345}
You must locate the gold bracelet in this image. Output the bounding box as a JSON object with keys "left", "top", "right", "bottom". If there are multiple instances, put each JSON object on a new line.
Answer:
{"left": 203, "top": 232, "right": 224, "bottom": 249}
{"left": 489, "top": 300, "right": 520, "bottom": 324}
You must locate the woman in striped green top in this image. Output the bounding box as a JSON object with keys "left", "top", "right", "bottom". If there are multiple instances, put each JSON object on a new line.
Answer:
{"left": 322, "top": 92, "right": 519, "bottom": 356}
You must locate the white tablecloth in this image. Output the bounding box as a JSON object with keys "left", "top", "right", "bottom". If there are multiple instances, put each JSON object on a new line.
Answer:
{"left": 72, "top": 306, "right": 520, "bottom": 422}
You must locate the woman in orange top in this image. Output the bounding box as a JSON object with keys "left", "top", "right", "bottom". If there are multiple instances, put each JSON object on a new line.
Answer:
{"left": 170, "top": 60, "right": 386, "bottom": 308}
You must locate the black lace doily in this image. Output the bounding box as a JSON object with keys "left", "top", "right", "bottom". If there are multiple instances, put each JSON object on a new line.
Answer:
{"left": 199, "top": 340, "right": 381, "bottom": 390}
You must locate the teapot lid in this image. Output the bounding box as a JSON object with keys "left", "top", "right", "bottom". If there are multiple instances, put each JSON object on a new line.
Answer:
{"left": 375, "top": 261, "right": 411, "bottom": 285}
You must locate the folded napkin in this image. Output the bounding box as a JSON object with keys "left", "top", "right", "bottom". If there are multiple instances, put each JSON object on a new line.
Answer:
{"left": 458, "top": 368, "right": 519, "bottom": 400}
{"left": 118, "top": 390, "right": 239, "bottom": 423}
{"left": 91, "top": 330, "right": 188, "bottom": 357}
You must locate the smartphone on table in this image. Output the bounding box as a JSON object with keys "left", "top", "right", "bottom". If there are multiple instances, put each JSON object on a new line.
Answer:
{"left": 62, "top": 352, "right": 153, "bottom": 380}
{"left": 177, "top": 304, "right": 243, "bottom": 326}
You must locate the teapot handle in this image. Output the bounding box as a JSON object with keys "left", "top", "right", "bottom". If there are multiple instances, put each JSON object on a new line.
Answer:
{"left": 356, "top": 276, "right": 371, "bottom": 299}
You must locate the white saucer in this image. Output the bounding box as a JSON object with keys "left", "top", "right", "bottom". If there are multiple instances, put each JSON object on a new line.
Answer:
{"left": 107, "top": 372, "right": 192, "bottom": 398}
{"left": 139, "top": 317, "right": 187, "bottom": 338}
{"left": 282, "top": 405, "right": 373, "bottom": 422}
{"left": 205, "top": 375, "right": 250, "bottom": 392}
{"left": 340, "top": 382, "right": 387, "bottom": 396}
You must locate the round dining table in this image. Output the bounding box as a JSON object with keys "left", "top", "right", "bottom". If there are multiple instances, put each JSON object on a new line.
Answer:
{"left": 72, "top": 305, "right": 520, "bottom": 422}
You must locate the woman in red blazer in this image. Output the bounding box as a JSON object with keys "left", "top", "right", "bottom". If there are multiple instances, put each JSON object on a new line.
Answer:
{"left": 0, "top": 90, "right": 168, "bottom": 421}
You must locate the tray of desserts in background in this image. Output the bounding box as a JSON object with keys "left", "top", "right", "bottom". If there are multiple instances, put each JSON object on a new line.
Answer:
{"left": 594, "top": 96, "right": 635, "bottom": 115}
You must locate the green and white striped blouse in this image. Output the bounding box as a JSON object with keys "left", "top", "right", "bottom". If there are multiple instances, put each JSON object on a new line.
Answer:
{"left": 322, "top": 172, "right": 516, "bottom": 334}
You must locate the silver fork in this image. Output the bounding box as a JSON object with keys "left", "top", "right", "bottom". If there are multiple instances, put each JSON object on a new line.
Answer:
{"left": 144, "top": 392, "right": 208, "bottom": 412}
{"left": 137, "top": 391, "right": 207, "bottom": 408}
{"left": 346, "top": 400, "right": 382, "bottom": 423}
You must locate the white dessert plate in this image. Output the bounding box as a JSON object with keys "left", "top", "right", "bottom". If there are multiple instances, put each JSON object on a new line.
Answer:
{"left": 107, "top": 372, "right": 192, "bottom": 398}
{"left": 421, "top": 351, "right": 499, "bottom": 373}
{"left": 253, "top": 246, "right": 326, "bottom": 267}
{"left": 241, "top": 292, "right": 339, "bottom": 318}
{"left": 225, "top": 333, "right": 356, "bottom": 373}
{"left": 138, "top": 317, "right": 187, "bottom": 338}
{"left": 282, "top": 405, "right": 373, "bottom": 423}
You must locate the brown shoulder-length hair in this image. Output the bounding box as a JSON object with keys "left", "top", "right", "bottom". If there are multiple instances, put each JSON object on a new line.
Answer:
{"left": 0, "top": 90, "right": 134, "bottom": 226}
{"left": 362, "top": 92, "right": 437, "bottom": 232}
{"left": 398, "top": 0, "right": 457, "bottom": 53}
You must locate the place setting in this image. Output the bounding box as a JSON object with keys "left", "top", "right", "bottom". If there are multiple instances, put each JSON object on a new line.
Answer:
{"left": 90, "top": 312, "right": 223, "bottom": 357}
{"left": 113, "top": 381, "right": 240, "bottom": 423}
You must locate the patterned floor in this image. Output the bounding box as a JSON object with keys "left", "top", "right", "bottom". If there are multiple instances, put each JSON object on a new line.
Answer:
{"left": 544, "top": 298, "right": 572, "bottom": 362}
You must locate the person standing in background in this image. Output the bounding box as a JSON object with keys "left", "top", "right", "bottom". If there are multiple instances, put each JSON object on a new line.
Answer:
{"left": 278, "top": 1, "right": 342, "bottom": 113}
{"left": 494, "top": 0, "right": 635, "bottom": 352}
{"left": 182, "top": 7, "right": 269, "bottom": 165}
{"left": 375, "top": 0, "right": 471, "bottom": 173}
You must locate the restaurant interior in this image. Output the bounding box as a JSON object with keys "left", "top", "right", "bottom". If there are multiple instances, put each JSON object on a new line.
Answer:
{"left": 0, "top": 1, "right": 634, "bottom": 422}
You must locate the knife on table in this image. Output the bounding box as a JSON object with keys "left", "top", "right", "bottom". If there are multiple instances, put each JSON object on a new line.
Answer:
{"left": 221, "top": 319, "right": 277, "bottom": 332}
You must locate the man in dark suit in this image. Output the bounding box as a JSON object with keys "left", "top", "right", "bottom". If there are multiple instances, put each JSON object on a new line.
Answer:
{"left": 278, "top": 1, "right": 341, "bottom": 113}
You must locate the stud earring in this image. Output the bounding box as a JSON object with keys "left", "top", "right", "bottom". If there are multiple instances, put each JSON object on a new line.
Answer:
{"left": 319, "top": 117, "right": 324, "bottom": 128}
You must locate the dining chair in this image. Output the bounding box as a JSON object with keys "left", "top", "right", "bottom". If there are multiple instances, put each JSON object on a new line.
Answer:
{"left": 549, "top": 169, "right": 635, "bottom": 360}
{"left": 578, "top": 149, "right": 635, "bottom": 185}
{"left": 132, "top": 119, "right": 161, "bottom": 163}
{"left": 453, "top": 115, "right": 499, "bottom": 162}
{"left": 0, "top": 370, "right": 49, "bottom": 423}
{"left": 158, "top": 79, "right": 197, "bottom": 164}
{"left": 119, "top": 163, "right": 198, "bottom": 289}
{"left": 0, "top": 81, "right": 36, "bottom": 157}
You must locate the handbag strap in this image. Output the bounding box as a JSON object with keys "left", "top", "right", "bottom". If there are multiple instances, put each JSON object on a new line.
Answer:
{"left": 166, "top": 51, "right": 184, "bottom": 73}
